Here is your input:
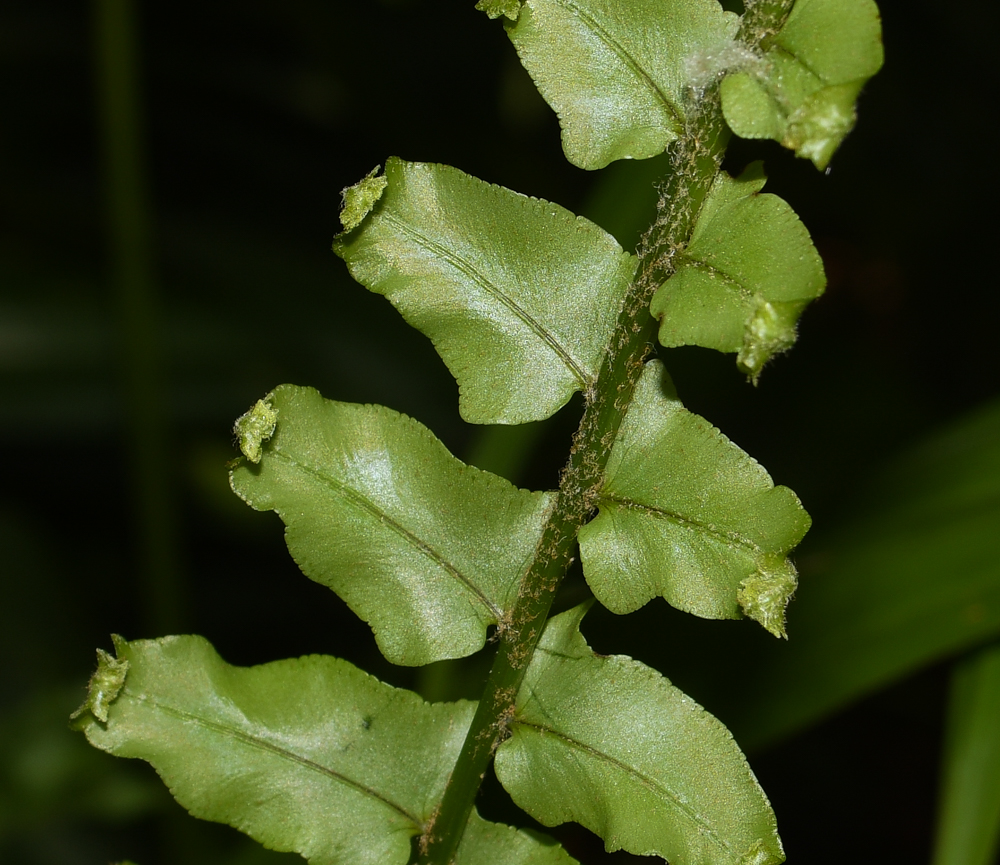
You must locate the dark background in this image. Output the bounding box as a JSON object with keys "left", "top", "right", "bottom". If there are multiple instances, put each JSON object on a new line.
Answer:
{"left": 2, "top": 0, "right": 998, "bottom": 863}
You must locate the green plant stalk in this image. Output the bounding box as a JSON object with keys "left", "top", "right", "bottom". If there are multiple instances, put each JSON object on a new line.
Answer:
{"left": 418, "top": 5, "right": 795, "bottom": 862}
{"left": 93, "top": 0, "right": 182, "bottom": 634}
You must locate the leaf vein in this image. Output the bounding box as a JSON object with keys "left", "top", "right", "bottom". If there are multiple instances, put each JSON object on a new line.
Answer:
{"left": 128, "top": 690, "right": 422, "bottom": 826}
{"left": 270, "top": 448, "right": 505, "bottom": 621}
{"left": 603, "top": 493, "right": 763, "bottom": 555}
{"left": 550, "top": 0, "right": 682, "bottom": 126}
{"left": 380, "top": 209, "right": 592, "bottom": 390}
{"left": 513, "top": 717, "right": 736, "bottom": 857}
{"left": 675, "top": 256, "right": 752, "bottom": 297}
{"left": 770, "top": 43, "right": 826, "bottom": 86}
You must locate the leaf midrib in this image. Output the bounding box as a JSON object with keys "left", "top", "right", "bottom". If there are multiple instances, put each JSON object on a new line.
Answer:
{"left": 127, "top": 689, "right": 422, "bottom": 826}
{"left": 270, "top": 447, "right": 506, "bottom": 622}
{"left": 548, "top": 0, "right": 682, "bottom": 127}
{"left": 381, "top": 211, "right": 591, "bottom": 390}
{"left": 771, "top": 41, "right": 827, "bottom": 86}
{"left": 603, "top": 493, "right": 768, "bottom": 556}
{"left": 676, "top": 255, "right": 753, "bottom": 299}
{"left": 512, "top": 715, "right": 737, "bottom": 860}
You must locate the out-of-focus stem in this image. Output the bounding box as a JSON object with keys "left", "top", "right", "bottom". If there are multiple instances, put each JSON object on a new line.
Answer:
{"left": 93, "top": 0, "right": 182, "bottom": 634}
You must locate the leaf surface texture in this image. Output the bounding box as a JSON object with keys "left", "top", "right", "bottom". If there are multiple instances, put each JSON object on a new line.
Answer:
{"left": 73, "top": 635, "right": 473, "bottom": 865}
{"left": 494, "top": 605, "right": 784, "bottom": 864}
{"left": 72, "top": 636, "right": 577, "bottom": 865}
{"left": 720, "top": 0, "right": 884, "bottom": 168}
{"left": 333, "top": 158, "right": 635, "bottom": 423}
{"left": 499, "top": 0, "right": 738, "bottom": 169}
{"left": 230, "top": 385, "right": 555, "bottom": 665}
{"left": 578, "top": 361, "right": 810, "bottom": 636}
{"left": 650, "top": 163, "right": 825, "bottom": 379}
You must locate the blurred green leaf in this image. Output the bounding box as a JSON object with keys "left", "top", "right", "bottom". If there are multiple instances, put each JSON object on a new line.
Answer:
{"left": 333, "top": 158, "right": 635, "bottom": 424}
{"left": 578, "top": 361, "right": 810, "bottom": 637}
{"left": 932, "top": 642, "right": 1000, "bottom": 865}
{"left": 650, "top": 162, "right": 825, "bottom": 380}
{"left": 0, "top": 687, "right": 163, "bottom": 843}
{"left": 720, "top": 0, "right": 884, "bottom": 169}
{"left": 230, "top": 384, "right": 555, "bottom": 665}
{"left": 497, "top": 0, "right": 738, "bottom": 169}
{"left": 494, "top": 604, "right": 784, "bottom": 865}
{"left": 727, "top": 398, "right": 1000, "bottom": 749}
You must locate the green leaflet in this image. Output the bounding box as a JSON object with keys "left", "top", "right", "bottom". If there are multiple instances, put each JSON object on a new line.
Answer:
{"left": 72, "top": 634, "right": 471, "bottom": 865}
{"left": 494, "top": 605, "right": 784, "bottom": 865}
{"left": 496, "top": 0, "right": 739, "bottom": 169}
{"left": 71, "top": 635, "right": 575, "bottom": 865}
{"left": 475, "top": 0, "right": 522, "bottom": 20}
{"left": 229, "top": 384, "right": 555, "bottom": 666}
{"left": 932, "top": 644, "right": 1000, "bottom": 865}
{"left": 578, "top": 361, "right": 810, "bottom": 637}
{"left": 458, "top": 811, "right": 579, "bottom": 865}
{"left": 333, "top": 158, "right": 635, "bottom": 424}
{"left": 650, "top": 162, "right": 825, "bottom": 380}
{"left": 720, "top": 0, "right": 884, "bottom": 169}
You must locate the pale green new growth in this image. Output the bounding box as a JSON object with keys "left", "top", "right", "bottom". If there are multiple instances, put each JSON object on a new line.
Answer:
{"left": 738, "top": 569, "right": 799, "bottom": 639}
{"left": 340, "top": 165, "right": 388, "bottom": 231}
{"left": 578, "top": 361, "right": 809, "bottom": 632}
{"left": 720, "top": 0, "right": 884, "bottom": 168}
{"left": 71, "top": 635, "right": 130, "bottom": 723}
{"left": 233, "top": 398, "right": 278, "bottom": 463}
{"left": 475, "top": 0, "right": 522, "bottom": 20}
{"left": 650, "top": 162, "right": 825, "bottom": 380}
{"left": 495, "top": 605, "right": 785, "bottom": 864}
{"left": 739, "top": 299, "right": 802, "bottom": 383}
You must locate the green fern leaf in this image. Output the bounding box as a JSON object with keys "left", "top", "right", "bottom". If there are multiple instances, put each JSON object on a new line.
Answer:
{"left": 933, "top": 644, "right": 1000, "bottom": 865}
{"left": 650, "top": 162, "right": 825, "bottom": 380}
{"left": 333, "top": 158, "right": 635, "bottom": 424}
{"left": 492, "top": 0, "right": 739, "bottom": 169}
{"left": 72, "top": 635, "right": 472, "bottom": 865}
{"left": 578, "top": 361, "right": 810, "bottom": 637}
{"left": 720, "top": 0, "right": 884, "bottom": 169}
{"left": 229, "top": 385, "right": 555, "bottom": 665}
{"left": 72, "top": 635, "right": 576, "bottom": 865}
{"left": 458, "top": 811, "right": 579, "bottom": 864}
{"left": 494, "top": 604, "right": 785, "bottom": 864}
